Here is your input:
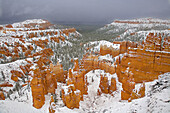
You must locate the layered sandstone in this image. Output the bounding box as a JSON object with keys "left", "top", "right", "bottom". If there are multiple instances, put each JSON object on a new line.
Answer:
{"left": 50, "top": 63, "right": 67, "bottom": 83}
{"left": 30, "top": 59, "right": 67, "bottom": 108}
{"left": 98, "top": 74, "right": 116, "bottom": 95}
{"left": 116, "top": 33, "right": 170, "bottom": 101}
{"left": 31, "top": 67, "right": 57, "bottom": 109}
{"left": 49, "top": 96, "right": 56, "bottom": 113}
{"left": 61, "top": 85, "right": 81, "bottom": 109}
{"left": 0, "top": 91, "right": 5, "bottom": 100}
{"left": 100, "top": 41, "right": 138, "bottom": 56}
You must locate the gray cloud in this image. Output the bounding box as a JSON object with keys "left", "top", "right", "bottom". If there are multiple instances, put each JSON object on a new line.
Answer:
{"left": 0, "top": 0, "right": 170, "bottom": 24}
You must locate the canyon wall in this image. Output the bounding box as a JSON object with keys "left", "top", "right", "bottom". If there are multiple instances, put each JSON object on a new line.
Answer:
{"left": 116, "top": 33, "right": 170, "bottom": 101}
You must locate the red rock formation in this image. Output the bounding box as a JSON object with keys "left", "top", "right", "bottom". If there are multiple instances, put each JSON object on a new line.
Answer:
{"left": 10, "top": 70, "right": 24, "bottom": 82}
{"left": 39, "top": 20, "right": 53, "bottom": 29}
{"left": 109, "top": 77, "right": 117, "bottom": 94}
{"left": 121, "top": 71, "right": 135, "bottom": 101}
{"left": 0, "top": 82, "right": 13, "bottom": 87}
{"left": 138, "top": 83, "right": 145, "bottom": 98}
{"left": 73, "top": 59, "right": 79, "bottom": 71}
{"left": 31, "top": 69, "right": 45, "bottom": 109}
{"left": 115, "top": 32, "right": 170, "bottom": 101}
{"left": 0, "top": 27, "right": 3, "bottom": 30}
{"left": 25, "top": 50, "right": 32, "bottom": 57}
{"left": 117, "top": 34, "right": 170, "bottom": 84}
{"left": 32, "top": 48, "right": 54, "bottom": 58}
{"left": 114, "top": 20, "right": 170, "bottom": 25}
{"left": 30, "top": 64, "right": 57, "bottom": 108}
{"left": 28, "top": 45, "right": 34, "bottom": 51}
{"left": 2, "top": 18, "right": 169, "bottom": 110}
{"left": 51, "top": 37, "right": 60, "bottom": 43}
{"left": 45, "top": 69, "right": 57, "bottom": 94}
{"left": 49, "top": 96, "right": 56, "bottom": 113}
{"left": 50, "top": 63, "right": 67, "bottom": 83}
{"left": 98, "top": 74, "right": 117, "bottom": 94}
{"left": 61, "top": 54, "right": 118, "bottom": 108}
{"left": 62, "top": 28, "right": 76, "bottom": 36}
{"left": 82, "top": 54, "right": 116, "bottom": 74}
{"left": 61, "top": 85, "right": 81, "bottom": 109}
{"left": 0, "top": 91, "right": 5, "bottom": 100}
{"left": 11, "top": 74, "right": 19, "bottom": 82}
{"left": 28, "top": 33, "right": 34, "bottom": 38}
{"left": 5, "top": 24, "right": 13, "bottom": 28}
{"left": 67, "top": 69, "right": 88, "bottom": 96}
{"left": 59, "top": 36, "right": 65, "bottom": 41}
{"left": 100, "top": 41, "right": 137, "bottom": 56}
{"left": 30, "top": 57, "right": 60, "bottom": 109}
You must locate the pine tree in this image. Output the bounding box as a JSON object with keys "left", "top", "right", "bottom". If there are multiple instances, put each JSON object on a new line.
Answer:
{"left": 1, "top": 71, "right": 5, "bottom": 80}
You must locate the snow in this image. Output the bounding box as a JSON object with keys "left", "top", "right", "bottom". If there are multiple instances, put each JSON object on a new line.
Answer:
{"left": 109, "top": 18, "right": 170, "bottom": 26}
{"left": 0, "top": 36, "right": 20, "bottom": 44}
{"left": 81, "top": 72, "right": 170, "bottom": 113}
{"left": 62, "top": 84, "right": 74, "bottom": 94}
{"left": 12, "top": 19, "right": 47, "bottom": 28}
{"left": 98, "top": 54, "right": 114, "bottom": 62}
{"left": 97, "top": 40, "right": 120, "bottom": 49}
{"left": 0, "top": 67, "right": 170, "bottom": 113}
{"left": 99, "top": 18, "right": 170, "bottom": 42}
{"left": 87, "top": 40, "right": 120, "bottom": 52}
{"left": 0, "top": 59, "right": 27, "bottom": 83}
{"left": 0, "top": 93, "right": 51, "bottom": 113}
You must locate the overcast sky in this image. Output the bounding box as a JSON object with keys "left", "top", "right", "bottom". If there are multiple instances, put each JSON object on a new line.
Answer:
{"left": 0, "top": 0, "right": 170, "bottom": 24}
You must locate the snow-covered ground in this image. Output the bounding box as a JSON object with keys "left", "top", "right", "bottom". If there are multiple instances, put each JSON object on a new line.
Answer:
{"left": 0, "top": 59, "right": 28, "bottom": 84}
{"left": 85, "top": 40, "right": 120, "bottom": 52}
{"left": 104, "top": 18, "right": 170, "bottom": 29}
{"left": 98, "top": 18, "right": 170, "bottom": 42}
{"left": 0, "top": 70, "right": 169, "bottom": 113}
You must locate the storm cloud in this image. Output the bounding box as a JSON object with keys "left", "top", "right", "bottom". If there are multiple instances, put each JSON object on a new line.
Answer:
{"left": 0, "top": 0, "right": 170, "bottom": 24}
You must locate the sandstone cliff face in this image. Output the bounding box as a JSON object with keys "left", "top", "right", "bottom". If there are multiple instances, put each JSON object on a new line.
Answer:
{"left": 66, "top": 60, "right": 88, "bottom": 99}
{"left": 81, "top": 54, "right": 116, "bottom": 74}
{"left": 30, "top": 60, "right": 67, "bottom": 109}
{"left": 31, "top": 70, "right": 46, "bottom": 109}
{"left": 100, "top": 41, "right": 138, "bottom": 57}
{"left": 31, "top": 68, "right": 56, "bottom": 109}
{"left": 117, "top": 33, "right": 170, "bottom": 82}
{"left": 98, "top": 74, "right": 116, "bottom": 95}
{"left": 90, "top": 32, "right": 169, "bottom": 102}
{"left": 116, "top": 33, "right": 170, "bottom": 101}
{"left": 62, "top": 85, "right": 81, "bottom": 109}
{"left": 50, "top": 63, "right": 67, "bottom": 83}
